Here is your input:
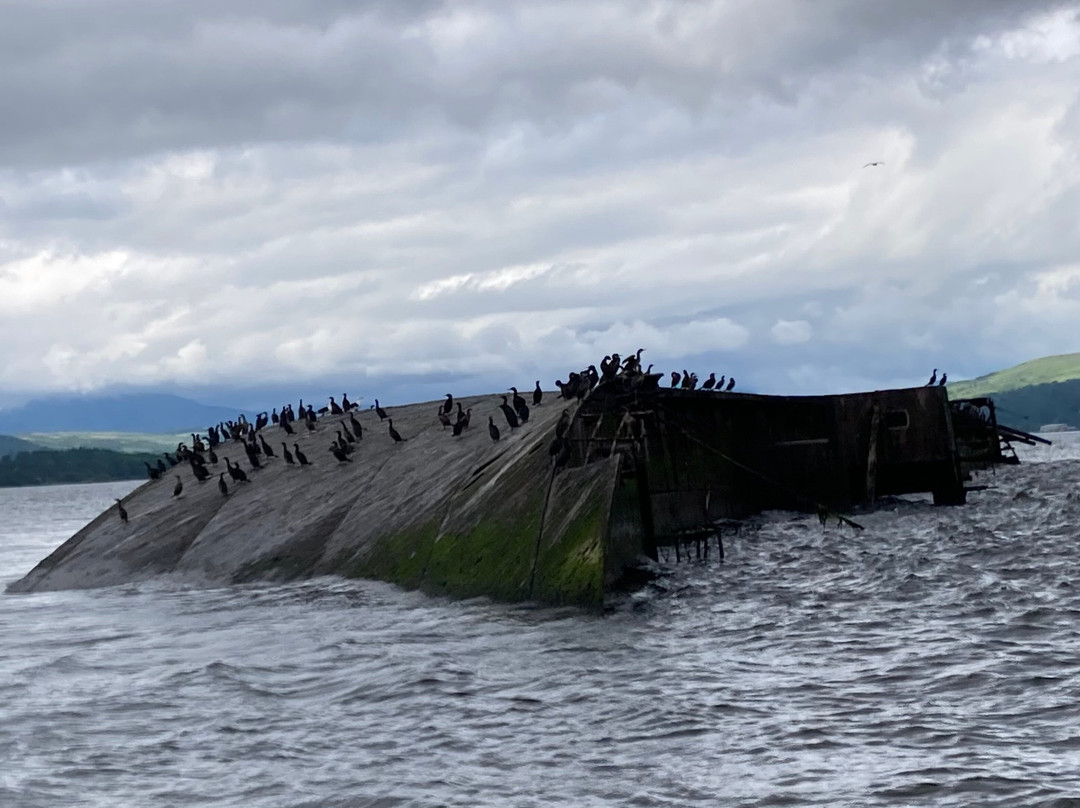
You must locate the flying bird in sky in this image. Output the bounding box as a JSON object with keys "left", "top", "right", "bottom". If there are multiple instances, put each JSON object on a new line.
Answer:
{"left": 863, "top": 161, "right": 884, "bottom": 167}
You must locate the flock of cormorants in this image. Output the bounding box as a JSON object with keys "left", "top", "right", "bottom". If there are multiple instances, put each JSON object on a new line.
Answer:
{"left": 115, "top": 349, "right": 742, "bottom": 524}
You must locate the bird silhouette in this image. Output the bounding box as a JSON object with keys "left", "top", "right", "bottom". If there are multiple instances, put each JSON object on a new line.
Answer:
{"left": 115, "top": 498, "right": 128, "bottom": 523}
{"left": 863, "top": 161, "right": 884, "bottom": 168}
{"left": 388, "top": 419, "right": 405, "bottom": 443}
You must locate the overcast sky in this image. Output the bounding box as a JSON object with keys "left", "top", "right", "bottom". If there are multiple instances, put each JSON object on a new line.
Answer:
{"left": 2, "top": 0, "right": 1079, "bottom": 409}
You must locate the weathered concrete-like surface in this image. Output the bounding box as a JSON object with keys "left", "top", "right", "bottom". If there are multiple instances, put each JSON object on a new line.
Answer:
{"left": 7, "top": 394, "right": 619, "bottom": 608}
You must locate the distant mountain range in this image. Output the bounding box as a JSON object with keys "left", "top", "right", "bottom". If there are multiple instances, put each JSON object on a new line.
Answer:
{"left": 0, "top": 393, "right": 259, "bottom": 435}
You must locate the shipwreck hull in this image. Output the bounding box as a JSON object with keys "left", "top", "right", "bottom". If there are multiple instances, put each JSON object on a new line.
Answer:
{"left": 8, "top": 385, "right": 997, "bottom": 608}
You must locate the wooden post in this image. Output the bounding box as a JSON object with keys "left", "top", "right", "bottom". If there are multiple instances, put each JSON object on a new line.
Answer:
{"left": 864, "top": 402, "right": 881, "bottom": 509}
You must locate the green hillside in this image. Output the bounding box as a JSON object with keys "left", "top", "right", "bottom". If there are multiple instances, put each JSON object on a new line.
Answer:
{"left": 18, "top": 431, "right": 192, "bottom": 454}
{"left": 948, "top": 352, "right": 1080, "bottom": 398}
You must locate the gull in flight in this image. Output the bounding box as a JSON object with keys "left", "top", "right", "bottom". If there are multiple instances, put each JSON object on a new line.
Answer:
{"left": 863, "top": 161, "right": 884, "bottom": 168}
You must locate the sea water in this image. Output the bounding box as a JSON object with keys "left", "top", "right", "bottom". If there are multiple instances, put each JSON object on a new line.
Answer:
{"left": 2, "top": 435, "right": 1080, "bottom": 807}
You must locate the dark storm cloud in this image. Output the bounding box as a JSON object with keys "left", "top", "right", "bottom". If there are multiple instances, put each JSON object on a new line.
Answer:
{"left": 1, "top": 0, "right": 1078, "bottom": 400}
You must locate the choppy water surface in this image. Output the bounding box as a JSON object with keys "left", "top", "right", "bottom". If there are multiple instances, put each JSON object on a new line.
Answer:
{"left": 3, "top": 435, "right": 1080, "bottom": 807}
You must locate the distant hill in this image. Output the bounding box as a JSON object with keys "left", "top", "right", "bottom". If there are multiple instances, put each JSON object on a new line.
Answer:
{"left": 947, "top": 352, "right": 1080, "bottom": 398}
{"left": 0, "top": 434, "right": 40, "bottom": 458}
{"left": 0, "top": 393, "right": 259, "bottom": 434}
{"left": 945, "top": 353, "right": 1080, "bottom": 430}
{"left": 0, "top": 447, "right": 161, "bottom": 488}
{"left": 19, "top": 432, "right": 192, "bottom": 454}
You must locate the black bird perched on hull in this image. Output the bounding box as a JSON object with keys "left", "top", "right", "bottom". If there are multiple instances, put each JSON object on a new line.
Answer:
{"left": 555, "top": 408, "right": 571, "bottom": 439}
{"left": 499, "top": 396, "right": 520, "bottom": 428}
{"left": 927, "top": 368, "right": 938, "bottom": 386}
{"left": 115, "top": 498, "right": 128, "bottom": 523}
{"left": 510, "top": 388, "right": 529, "bottom": 423}
{"left": 939, "top": 372, "right": 947, "bottom": 386}
{"left": 438, "top": 408, "right": 452, "bottom": 429}
{"left": 725, "top": 377, "right": 736, "bottom": 391}
{"left": 670, "top": 371, "right": 680, "bottom": 388}
{"left": 244, "top": 443, "right": 262, "bottom": 470}
{"left": 294, "top": 444, "right": 311, "bottom": 466}
{"left": 338, "top": 427, "right": 355, "bottom": 445}
{"left": 374, "top": 399, "right": 388, "bottom": 420}
{"left": 259, "top": 434, "right": 276, "bottom": 457}
{"left": 190, "top": 461, "right": 211, "bottom": 482}
{"left": 335, "top": 432, "right": 353, "bottom": 455}
{"left": 144, "top": 461, "right": 161, "bottom": 481}
{"left": 701, "top": 373, "right": 716, "bottom": 390}
{"left": 442, "top": 394, "right": 453, "bottom": 415}
{"left": 282, "top": 443, "right": 295, "bottom": 465}
{"left": 208, "top": 447, "right": 218, "bottom": 465}
{"left": 280, "top": 417, "right": 295, "bottom": 436}
{"left": 173, "top": 476, "right": 183, "bottom": 498}
{"left": 218, "top": 473, "right": 228, "bottom": 497}
{"left": 330, "top": 445, "right": 353, "bottom": 463}
{"left": 330, "top": 396, "right": 344, "bottom": 416}
{"left": 388, "top": 419, "right": 405, "bottom": 443}
{"left": 349, "top": 413, "right": 363, "bottom": 440}
{"left": 225, "top": 458, "right": 249, "bottom": 483}
{"left": 452, "top": 418, "right": 465, "bottom": 437}
{"left": 342, "top": 393, "right": 355, "bottom": 411}
{"left": 533, "top": 381, "right": 543, "bottom": 406}
{"left": 488, "top": 416, "right": 500, "bottom": 442}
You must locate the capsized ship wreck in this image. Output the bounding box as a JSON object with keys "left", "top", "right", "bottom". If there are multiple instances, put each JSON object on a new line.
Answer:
{"left": 8, "top": 378, "right": 1036, "bottom": 609}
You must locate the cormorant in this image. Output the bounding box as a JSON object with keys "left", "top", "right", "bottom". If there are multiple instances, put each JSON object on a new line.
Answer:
{"left": 115, "top": 498, "right": 128, "bottom": 523}
{"left": 281, "top": 418, "right": 295, "bottom": 435}
{"left": 701, "top": 373, "right": 717, "bottom": 390}
{"left": 330, "top": 396, "right": 343, "bottom": 416}
{"left": 218, "top": 473, "right": 229, "bottom": 497}
{"left": 282, "top": 443, "right": 295, "bottom": 464}
{"left": 338, "top": 427, "right": 355, "bottom": 445}
{"left": 244, "top": 443, "right": 262, "bottom": 469}
{"left": 144, "top": 461, "right": 161, "bottom": 481}
{"left": 438, "top": 408, "right": 451, "bottom": 429}
{"left": 443, "top": 394, "right": 454, "bottom": 415}
{"left": 533, "top": 381, "right": 543, "bottom": 406}
{"left": 173, "top": 476, "right": 183, "bottom": 498}
{"left": 488, "top": 416, "right": 500, "bottom": 442}
{"left": 461, "top": 408, "right": 471, "bottom": 430}
{"left": 294, "top": 444, "right": 311, "bottom": 466}
{"left": 157, "top": 458, "right": 168, "bottom": 474}
{"left": 452, "top": 418, "right": 465, "bottom": 437}
{"left": 208, "top": 447, "right": 218, "bottom": 465}
{"left": 499, "top": 396, "right": 520, "bottom": 428}
{"left": 349, "top": 413, "right": 363, "bottom": 440}
{"left": 342, "top": 393, "right": 354, "bottom": 411}
{"left": 939, "top": 372, "right": 947, "bottom": 386}
{"left": 670, "top": 371, "right": 680, "bottom": 388}
{"left": 717, "top": 375, "right": 725, "bottom": 390}
{"left": 259, "top": 434, "right": 276, "bottom": 457}
{"left": 927, "top": 369, "right": 938, "bottom": 386}
{"left": 510, "top": 388, "right": 529, "bottom": 422}
{"left": 272, "top": 408, "right": 279, "bottom": 424}
{"left": 190, "top": 461, "right": 211, "bottom": 482}
{"left": 388, "top": 419, "right": 405, "bottom": 443}
{"left": 555, "top": 408, "right": 571, "bottom": 439}
{"left": 725, "top": 377, "right": 736, "bottom": 391}
{"left": 330, "top": 445, "right": 353, "bottom": 463}
{"left": 304, "top": 417, "right": 316, "bottom": 432}
{"left": 374, "top": 399, "right": 388, "bottom": 420}
{"left": 225, "top": 458, "right": 249, "bottom": 483}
